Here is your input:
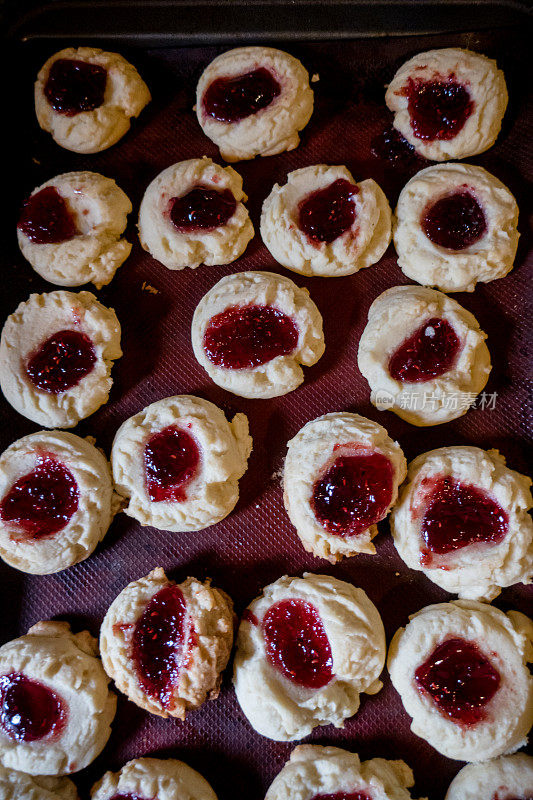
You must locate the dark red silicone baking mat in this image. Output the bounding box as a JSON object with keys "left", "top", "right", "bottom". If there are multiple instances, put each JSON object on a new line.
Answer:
{"left": 2, "top": 8, "right": 533, "bottom": 799}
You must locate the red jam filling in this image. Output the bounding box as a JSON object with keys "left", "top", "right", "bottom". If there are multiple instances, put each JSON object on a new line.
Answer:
{"left": 44, "top": 58, "right": 107, "bottom": 115}
{"left": 422, "top": 190, "right": 487, "bottom": 250}
{"left": 131, "top": 584, "right": 188, "bottom": 709}
{"left": 388, "top": 318, "right": 461, "bottom": 383}
{"left": 403, "top": 76, "right": 474, "bottom": 141}
{"left": 262, "top": 599, "right": 333, "bottom": 689}
{"left": 0, "top": 673, "right": 66, "bottom": 742}
{"left": 0, "top": 457, "right": 79, "bottom": 539}
{"left": 203, "top": 304, "right": 299, "bottom": 370}
{"left": 311, "top": 450, "right": 394, "bottom": 536}
{"left": 18, "top": 186, "right": 78, "bottom": 245}
{"left": 144, "top": 425, "right": 200, "bottom": 503}
{"left": 298, "top": 179, "right": 359, "bottom": 244}
{"left": 415, "top": 637, "right": 500, "bottom": 725}
{"left": 169, "top": 186, "right": 237, "bottom": 232}
{"left": 203, "top": 67, "right": 281, "bottom": 122}
{"left": 26, "top": 329, "right": 97, "bottom": 394}
{"left": 312, "top": 794, "right": 372, "bottom": 800}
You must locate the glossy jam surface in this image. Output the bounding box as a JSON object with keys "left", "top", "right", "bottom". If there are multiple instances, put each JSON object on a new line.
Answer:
{"left": 169, "top": 187, "right": 236, "bottom": 232}
{"left": 18, "top": 186, "right": 78, "bottom": 245}
{"left": 404, "top": 77, "right": 474, "bottom": 141}
{"left": 311, "top": 794, "right": 372, "bottom": 800}
{"left": 44, "top": 58, "right": 107, "bottom": 115}
{"left": 203, "top": 67, "right": 281, "bottom": 122}
{"left": 131, "top": 584, "right": 188, "bottom": 708}
{"left": 203, "top": 304, "right": 299, "bottom": 370}
{"left": 422, "top": 190, "right": 487, "bottom": 250}
{"left": 415, "top": 637, "right": 500, "bottom": 725}
{"left": 262, "top": 599, "right": 333, "bottom": 689}
{"left": 388, "top": 318, "right": 461, "bottom": 383}
{"left": 0, "top": 673, "right": 66, "bottom": 742}
{"left": 298, "top": 179, "right": 359, "bottom": 244}
{"left": 312, "top": 450, "right": 394, "bottom": 536}
{"left": 144, "top": 426, "right": 200, "bottom": 503}
{"left": 0, "top": 458, "right": 79, "bottom": 539}
{"left": 26, "top": 329, "right": 97, "bottom": 394}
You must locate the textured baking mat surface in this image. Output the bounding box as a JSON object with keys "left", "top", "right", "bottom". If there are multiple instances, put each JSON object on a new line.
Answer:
{"left": 1, "top": 28, "right": 532, "bottom": 800}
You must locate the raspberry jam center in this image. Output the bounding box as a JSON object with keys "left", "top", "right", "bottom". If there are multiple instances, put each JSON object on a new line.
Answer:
{"left": 415, "top": 637, "right": 500, "bottom": 726}
{"left": 312, "top": 794, "right": 372, "bottom": 800}
{"left": 422, "top": 190, "right": 487, "bottom": 250}
{"left": 0, "top": 673, "right": 66, "bottom": 742}
{"left": 18, "top": 186, "right": 78, "bottom": 245}
{"left": 262, "top": 599, "right": 333, "bottom": 689}
{"left": 404, "top": 77, "right": 474, "bottom": 140}
{"left": 388, "top": 318, "right": 461, "bottom": 383}
{"left": 0, "top": 458, "right": 79, "bottom": 539}
{"left": 144, "top": 426, "right": 200, "bottom": 503}
{"left": 312, "top": 450, "right": 394, "bottom": 536}
{"left": 203, "top": 67, "right": 281, "bottom": 123}
{"left": 131, "top": 584, "right": 188, "bottom": 708}
{"left": 169, "top": 187, "right": 237, "bottom": 232}
{"left": 44, "top": 58, "right": 107, "bottom": 115}
{"left": 298, "top": 179, "right": 359, "bottom": 244}
{"left": 203, "top": 304, "right": 299, "bottom": 370}
{"left": 26, "top": 329, "right": 97, "bottom": 394}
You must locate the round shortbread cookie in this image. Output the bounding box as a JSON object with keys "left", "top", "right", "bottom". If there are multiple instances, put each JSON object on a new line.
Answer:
{"left": 100, "top": 568, "right": 234, "bottom": 719}
{"left": 283, "top": 413, "right": 407, "bottom": 562}
{"left": 138, "top": 158, "right": 254, "bottom": 270}
{"left": 196, "top": 46, "right": 314, "bottom": 162}
{"left": 233, "top": 573, "right": 385, "bottom": 741}
{"left": 388, "top": 600, "right": 533, "bottom": 762}
{"left": 91, "top": 757, "right": 217, "bottom": 800}
{"left": 385, "top": 48, "right": 508, "bottom": 161}
{"left": 260, "top": 165, "right": 392, "bottom": 277}
{"left": 0, "top": 768, "right": 78, "bottom": 800}
{"left": 111, "top": 395, "right": 251, "bottom": 532}
{"left": 0, "top": 621, "right": 116, "bottom": 776}
{"left": 0, "top": 290, "right": 122, "bottom": 429}
{"left": 191, "top": 271, "right": 325, "bottom": 399}
{"left": 357, "top": 285, "right": 491, "bottom": 426}
{"left": 393, "top": 164, "right": 519, "bottom": 292}
{"left": 35, "top": 47, "right": 151, "bottom": 153}
{"left": 445, "top": 753, "right": 533, "bottom": 800}
{"left": 17, "top": 171, "right": 132, "bottom": 289}
{"left": 0, "top": 430, "right": 118, "bottom": 575}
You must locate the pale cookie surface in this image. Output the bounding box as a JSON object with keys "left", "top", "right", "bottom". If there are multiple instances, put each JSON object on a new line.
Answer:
{"left": 0, "top": 430, "right": 118, "bottom": 575}
{"left": 17, "top": 171, "right": 132, "bottom": 288}
{"left": 91, "top": 757, "right": 217, "bottom": 800}
{"left": 233, "top": 573, "right": 385, "bottom": 741}
{"left": 391, "top": 446, "right": 533, "bottom": 602}
{"left": 111, "top": 395, "right": 251, "bottom": 531}
{"left": 393, "top": 163, "right": 519, "bottom": 292}
{"left": 385, "top": 48, "right": 508, "bottom": 161}
{"left": 196, "top": 46, "right": 314, "bottom": 161}
{"left": 445, "top": 753, "right": 533, "bottom": 800}
{"left": 260, "top": 165, "right": 392, "bottom": 277}
{"left": 0, "top": 621, "right": 116, "bottom": 776}
{"left": 0, "top": 290, "right": 122, "bottom": 429}
{"left": 100, "top": 568, "right": 234, "bottom": 719}
{"left": 191, "top": 271, "right": 325, "bottom": 399}
{"left": 138, "top": 158, "right": 254, "bottom": 269}
{"left": 283, "top": 413, "right": 406, "bottom": 562}
{"left": 357, "top": 285, "right": 491, "bottom": 426}
{"left": 0, "top": 768, "right": 78, "bottom": 800}
{"left": 35, "top": 47, "right": 150, "bottom": 153}
{"left": 388, "top": 600, "right": 533, "bottom": 762}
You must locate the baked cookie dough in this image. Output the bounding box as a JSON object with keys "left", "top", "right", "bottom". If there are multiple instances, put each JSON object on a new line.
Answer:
{"left": 233, "top": 573, "right": 385, "bottom": 741}
{"left": 100, "top": 568, "right": 234, "bottom": 719}
{"left": 0, "top": 768, "right": 78, "bottom": 800}
{"left": 91, "top": 757, "right": 217, "bottom": 800}
{"left": 17, "top": 171, "right": 132, "bottom": 289}
{"left": 0, "top": 430, "right": 118, "bottom": 575}
{"left": 260, "top": 165, "right": 392, "bottom": 277}
{"left": 35, "top": 47, "right": 151, "bottom": 153}
{"left": 192, "top": 271, "right": 325, "bottom": 399}
{"left": 388, "top": 600, "right": 533, "bottom": 762}
{"left": 385, "top": 48, "right": 508, "bottom": 161}
{"left": 0, "top": 290, "right": 122, "bottom": 429}
{"left": 393, "top": 163, "right": 519, "bottom": 292}
{"left": 196, "top": 46, "right": 314, "bottom": 161}
{"left": 138, "top": 158, "right": 254, "bottom": 269}
{"left": 283, "top": 413, "right": 406, "bottom": 562}
{"left": 265, "top": 745, "right": 424, "bottom": 800}
{"left": 0, "top": 621, "right": 116, "bottom": 776}
{"left": 445, "top": 753, "right": 533, "bottom": 800}
{"left": 111, "top": 395, "right": 251, "bottom": 532}
{"left": 357, "top": 285, "right": 491, "bottom": 426}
